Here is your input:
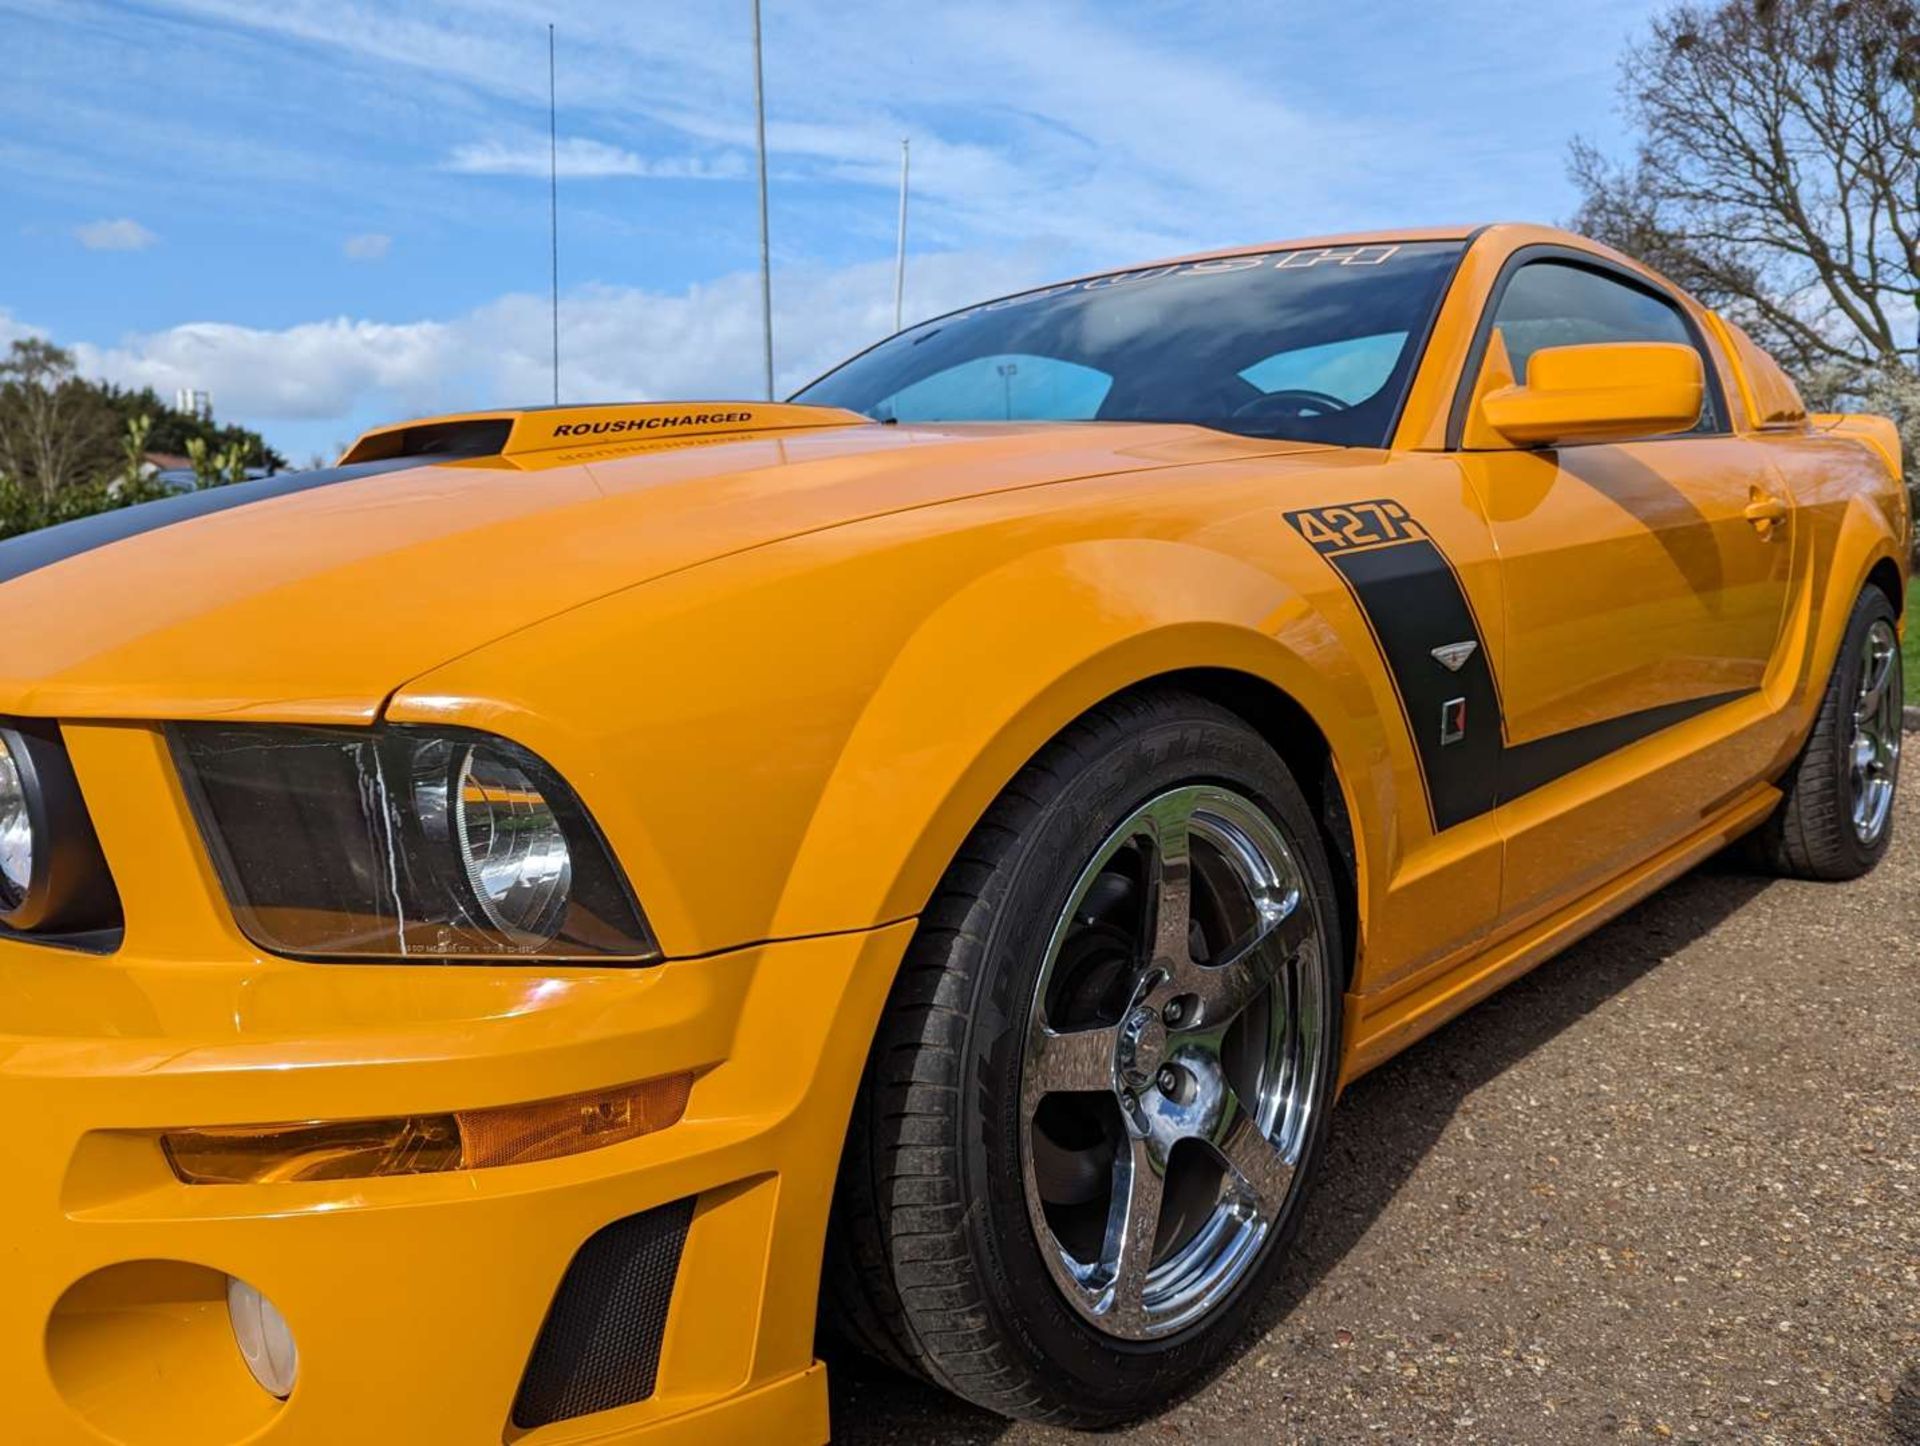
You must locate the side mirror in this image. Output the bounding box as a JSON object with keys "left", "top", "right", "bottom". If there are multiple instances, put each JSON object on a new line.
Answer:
{"left": 1478, "top": 341, "right": 1704, "bottom": 447}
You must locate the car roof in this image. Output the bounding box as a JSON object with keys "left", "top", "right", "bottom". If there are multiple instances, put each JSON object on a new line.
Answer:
{"left": 1005, "top": 221, "right": 1634, "bottom": 304}
{"left": 1028, "top": 224, "right": 1593, "bottom": 296}
{"left": 1131, "top": 223, "right": 1485, "bottom": 272}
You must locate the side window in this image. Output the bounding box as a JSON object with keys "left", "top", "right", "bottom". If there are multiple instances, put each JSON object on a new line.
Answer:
{"left": 1490, "top": 261, "right": 1720, "bottom": 431}
{"left": 871, "top": 353, "right": 1113, "bottom": 423}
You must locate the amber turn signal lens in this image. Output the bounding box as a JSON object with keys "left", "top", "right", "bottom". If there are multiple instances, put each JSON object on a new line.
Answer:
{"left": 160, "top": 1074, "right": 693, "bottom": 1185}
{"left": 456, "top": 1074, "right": 690, "bottom": 1170}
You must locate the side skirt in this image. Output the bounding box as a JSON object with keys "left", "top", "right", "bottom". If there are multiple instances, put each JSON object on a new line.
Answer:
{"left": 1337, "top": 780, "right": 1781, "bottom": 1086}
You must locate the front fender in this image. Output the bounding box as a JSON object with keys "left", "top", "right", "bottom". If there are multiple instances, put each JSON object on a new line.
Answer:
{"left": 770, "top": 537, "right": 1368, "bottom": 937}
{"left": 391, "top": 522, "right": 1384, "bottom": 959}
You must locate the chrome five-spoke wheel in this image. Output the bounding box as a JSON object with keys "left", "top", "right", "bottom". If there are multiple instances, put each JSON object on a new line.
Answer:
{"left": 828, "top": 691, "right": 1343, "bottom": 1424}
{"left": 1848, "top": 616, "right": 1902, "bottom": 846}
{"left": 1019, "top": 784, "right": 1328, "bottom": 1339}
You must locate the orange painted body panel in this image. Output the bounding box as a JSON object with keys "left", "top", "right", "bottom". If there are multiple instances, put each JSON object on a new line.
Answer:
{"left": 0, "top": 224, "right": 1904, "bottom": 1442}
{"left": 0, "top": 417, "right": 1316, "bottom": 722}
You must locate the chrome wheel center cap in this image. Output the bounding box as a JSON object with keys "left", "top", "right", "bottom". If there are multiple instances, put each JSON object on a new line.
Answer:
{"left": 1114, "top": 1005, "right": 1167, "bottom": 1091}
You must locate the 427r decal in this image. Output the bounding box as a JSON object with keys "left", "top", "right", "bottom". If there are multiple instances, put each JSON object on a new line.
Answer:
{"left": 1282, "top": 499, "right": 1427, "bottom": 554}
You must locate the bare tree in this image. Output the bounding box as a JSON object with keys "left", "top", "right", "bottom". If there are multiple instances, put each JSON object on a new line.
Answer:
{"left": 1570, "top": 0, "right": 1919, "bottom": 481}
{"left": 0, "top": 339, "right": 119, "bottom": 506}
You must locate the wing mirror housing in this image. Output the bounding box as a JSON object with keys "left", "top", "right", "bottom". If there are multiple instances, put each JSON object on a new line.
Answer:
{"left": 1478, "top": 341, "right": 1704, "bottom": 447}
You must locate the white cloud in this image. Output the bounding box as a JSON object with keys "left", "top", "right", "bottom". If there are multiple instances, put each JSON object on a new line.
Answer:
{"left": 21, "top": 0, "right": 1667, "bottom": 280}
{"left": 468, "top": 248, "right": 1048, "bottom": 406}
{"left": 342, "top": 232, "right": 392, "bottom": 261}
{"left": 446, "top": 136, "right": 743, "bottom": 181}
{"left": 0, "top": 309, "right": 47, "bottom": 352}
{"left": 42, "top": 249, "right": 1044, "bottom": 438}
{"left": 73, "top": 218, "right": 157, "bottom": 251}
{"left": 71, "top": 316, "right": 458, "bottom": 420}
{"left": 115, "top": 1, "right": 1380, "bottom": 257}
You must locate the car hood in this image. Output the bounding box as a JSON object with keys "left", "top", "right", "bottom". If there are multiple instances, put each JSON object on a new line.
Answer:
{"left": 0, "top": 401, "right": 1321, "bottom": 721}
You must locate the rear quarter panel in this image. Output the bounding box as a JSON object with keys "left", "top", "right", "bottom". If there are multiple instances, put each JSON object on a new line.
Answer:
{"left": 1740, "top": 420, "right": 1908, "bottom": 783}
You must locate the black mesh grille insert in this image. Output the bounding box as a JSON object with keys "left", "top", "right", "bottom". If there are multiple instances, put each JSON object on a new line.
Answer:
{"left": 512, "top": 1196, "right": 696, "bottom": 1429}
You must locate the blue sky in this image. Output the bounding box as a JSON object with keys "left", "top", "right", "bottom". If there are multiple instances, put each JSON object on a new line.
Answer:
{"left": 4, "top": 0, "right": 1666, "bottom": 463}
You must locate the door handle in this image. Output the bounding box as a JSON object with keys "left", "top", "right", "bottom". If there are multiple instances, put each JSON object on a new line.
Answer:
{"left": 1745, "top": 490, "right": 1789, "bottom": 534}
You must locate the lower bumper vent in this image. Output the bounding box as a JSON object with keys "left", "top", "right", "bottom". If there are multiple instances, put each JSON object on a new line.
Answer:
{"left": 511, "top": 1196, "right": 696, "bottom": 1429}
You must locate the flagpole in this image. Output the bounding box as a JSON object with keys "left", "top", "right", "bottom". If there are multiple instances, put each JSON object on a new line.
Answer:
{"left": 893, "top": 137, "right": 909, "bottom": 333}
{"left": 751, "top": 0, "right": 775, "bottom": 400}
{"left": 548, "top": 23, "right": 560, "bottom": 405}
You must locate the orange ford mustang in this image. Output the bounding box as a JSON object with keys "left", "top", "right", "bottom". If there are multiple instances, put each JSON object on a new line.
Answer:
{"left": 0, "top": 223, "right": 1906, "bottom": 1443}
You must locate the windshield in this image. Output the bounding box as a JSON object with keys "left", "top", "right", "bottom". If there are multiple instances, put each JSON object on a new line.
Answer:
{"left": 794, "top": 240, "right": 1465, "bottom": 447}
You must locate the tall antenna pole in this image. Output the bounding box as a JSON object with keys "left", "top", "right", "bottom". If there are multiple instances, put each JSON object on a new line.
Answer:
{"left": 893, "top": 137, "right": 909, "bottom": 333}
{"left": 751, "top": 0, "right": 775, "bottom": 400}
{"left": 548, "top": 23, "right": 560, "bottom": 405}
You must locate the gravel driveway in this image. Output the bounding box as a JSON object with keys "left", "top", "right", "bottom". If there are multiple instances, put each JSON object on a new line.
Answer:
{"left": 829, "top": 784, "right": 1919, "bottom": 1444}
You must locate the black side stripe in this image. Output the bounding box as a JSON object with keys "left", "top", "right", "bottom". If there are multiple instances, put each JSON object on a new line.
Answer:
{"left": 1318, "top": 533, "right": 1503, "bottom": 831}
{"left": 1497, "top": 687, "right": 1748, "bottom": 801}
{"left": 1285, "top": 501, "right": 1751, "bottom": 831}
{"left": 0, "top": 457, "right": 425, "bottom": 587}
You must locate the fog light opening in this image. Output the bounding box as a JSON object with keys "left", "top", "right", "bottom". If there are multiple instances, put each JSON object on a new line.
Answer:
{"left": 226, "top": 1276, "right": 298, "bottom": 1400}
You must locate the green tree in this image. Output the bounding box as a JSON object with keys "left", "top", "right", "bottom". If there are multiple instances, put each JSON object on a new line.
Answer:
{"left": 1569, "top": 0, "right": 1920, "bottom": 509}
{"left": 97, "top": 384, "right": 285, "bottom": 473}
{"left": 0, "top": 339, "right": 120, "bottom": 508}
{"left": 219, "top": 440, "right": 250, "bottom": 486}
{"left": 119, "top": 411, "right": 153, "bottom": 491}
{"left": 0, "top": 340, "right": 279, "bottom": 538}
{"left": 182, "top": 435, "right": 254, "bottom": 490}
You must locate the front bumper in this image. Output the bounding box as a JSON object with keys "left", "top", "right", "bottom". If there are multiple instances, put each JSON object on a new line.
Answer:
{"left": 0, "top": 913, "right": 914, "bottom": 1445}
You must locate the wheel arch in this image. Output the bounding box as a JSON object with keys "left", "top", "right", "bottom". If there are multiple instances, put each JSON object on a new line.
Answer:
{"left": 768, "top": 538, "right": 1382, "bottom": 987}
{"left": 1146, "top": 666, "right": 1361, "bottom": 987}
{"left": 1809, "top": 497, "right": 1909, "bottom": 700}
{"left": 1865, "top": 554, "right": 1905, "bottom": 619}
{"left": 1762, "top": 495, "right": 1907, "bottom": 782}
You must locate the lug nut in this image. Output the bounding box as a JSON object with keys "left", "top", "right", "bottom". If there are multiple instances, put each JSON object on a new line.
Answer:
{"left": 1163, "top": 999, "right": 1185, "bottom": 1027}
{"left": 1156, "top": 1066, "right": 1180, "bottom": 1095}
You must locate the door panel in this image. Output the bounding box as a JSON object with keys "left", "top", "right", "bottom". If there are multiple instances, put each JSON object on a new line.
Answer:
{"left": 1474, "top": 438, "right": 1793, "bottom": 740}
{"left": 1465, "top": 436, "right": 1794, "bottom": 916}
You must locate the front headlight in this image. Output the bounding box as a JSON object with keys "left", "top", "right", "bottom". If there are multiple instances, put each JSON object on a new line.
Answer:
{"left": 0, "top": 732, "right": 33, "bottom": 914}
{"left": 171, "top": 725, "right": 656, "bottom": 962}
{"left": 451, "top": 744, "right": 574, "bottom": 944}
{"left": 0, "top": 721, "right": 120, "bottom": 937}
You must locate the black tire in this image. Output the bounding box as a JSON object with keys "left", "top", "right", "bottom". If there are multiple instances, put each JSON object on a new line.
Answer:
{"left": 823, "top": 687, "right": 1345, "bottom": 1426}
{"left": 1749, "top": 586, "right": 1903, "bottom": 881}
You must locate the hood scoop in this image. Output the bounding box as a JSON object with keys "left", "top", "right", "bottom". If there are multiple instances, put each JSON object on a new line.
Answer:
{"left": 338, "top": 400, "right": 870, "bottom": 466}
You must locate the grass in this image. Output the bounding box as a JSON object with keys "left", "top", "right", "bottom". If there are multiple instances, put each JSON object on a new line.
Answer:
{"left": 1908, "top": 579, "right": 1920, "bottom": 685}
